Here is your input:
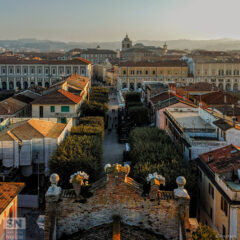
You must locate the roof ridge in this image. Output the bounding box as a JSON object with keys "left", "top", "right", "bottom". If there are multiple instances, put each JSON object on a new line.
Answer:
{"left": 27, "top": 120, "right": 45, "bottom": 137}
{"left": 7, "top": 130, "right": 23, "bottom": 146}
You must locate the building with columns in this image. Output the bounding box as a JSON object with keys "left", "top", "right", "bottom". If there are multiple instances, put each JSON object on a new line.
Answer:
{"left": 117, "top": 60, "right": 189, "bottom": 90}
{"left": 0, "top": 58, "right": 92, "bottom": 91}
{"left": 182, "top": 55, "right": 240, "bottom": 91}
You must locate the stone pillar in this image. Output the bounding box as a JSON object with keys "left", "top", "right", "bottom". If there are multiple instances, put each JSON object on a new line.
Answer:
{"left": 147, "top": 173, "right": 165, "bottom": 200}
{"left": 174, "top": 176, "right": 193, "bottom": 240}
{"left": 21, "top": 78, "right": 23, "bottom": 89}
{"left": 13, "top": 77, "right": 16, "bottom": 90}
{"left": 44, "top": 174, "right": 61, "bottom": 240}
{"left": 6, "top": 77, "right": 9, "bottom": 90}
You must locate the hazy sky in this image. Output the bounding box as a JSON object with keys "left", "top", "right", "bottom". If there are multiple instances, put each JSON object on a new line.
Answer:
{"left": 1, "top": 0, "right": 240, "bottom": 42}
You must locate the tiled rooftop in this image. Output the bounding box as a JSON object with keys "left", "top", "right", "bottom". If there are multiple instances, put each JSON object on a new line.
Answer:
{"left": 199, "top": 145, "right": 240, "bottom": 174}
{"left": 119, "top": 60, "right": 188, "bottom": 67}
{"left": 32, "top": 89, "right": 82, "bottom": 105}
{"left": 0, "top": 119, "right": 66, "bottom": 141}
{"left": 0, "top": 182, "right": 24, "bottom": 214}
{"left": 195, "top": 91, "right": 239, "bottom": 105}
{"left": 66, "top": 74, "right": 90, "bottom": 91}
{"left": 0, "top": 57, "right": 91, "bottom": 65}
{"left": 184, "top": 82, "right": 219, "bottom": 92}
{"left": 0, "top": 97, "right": 28, "bottom": 115}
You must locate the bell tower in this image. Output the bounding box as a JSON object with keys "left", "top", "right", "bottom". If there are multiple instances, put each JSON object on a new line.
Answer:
{"left": 122, "top": 34, "right": 132, "bottom": 50}
{"left": 163, "top": 42, "right": 168, "bottom": 55}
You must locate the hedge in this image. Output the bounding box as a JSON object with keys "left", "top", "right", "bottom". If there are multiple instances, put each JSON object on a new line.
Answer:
{"left": 90, "top": 87, "right": 109, "bottom": 103}
{"left": 125, "top": 92, "right": 141, "bottom": 104}
{"left": 71, "top": 124, "right": 104, "bottom": 140}
{"left": 127, "top": 101, "right": 143, "bottom": 108}
{"left": 79, "top": 116, "right": 104, "bottom": 130}
{"left": 81, "top": 100, "right": 108, "bottom": 118}
{"left": 49, "top": 135, "right": 102, "bottom": 188}
{"left": 128, "top": 106, "right": 148, "bottom": 126}
{"left": 129, "top": 127, "right": 196, "bottom": 192}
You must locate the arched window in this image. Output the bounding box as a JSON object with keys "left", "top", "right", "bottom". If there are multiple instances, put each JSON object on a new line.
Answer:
{"left": 226, "top": 83, "right": 231, "bottom": 91}
{"left": 233, "top": 83, "right": 238, "bottom": 92}
{"left": 16, "top": 82, "right": 21, "bottom": 89}
{"left": 218, "top": 83, "right": 224, "bottom": 90}
{"left": 122, "top": 83, "right": 127, "bottom": 89}
{"left": 38, "top": 82, "right": 42, "bottom": 86}
{"left": 24, "top": 82, "right": 28, "bottom": 89}
{"left": 137, "top": 83, "right": 142, "bottom": 89}
{"left": 2, "top": 82, "right": 6, "bottom": 90}
{"left": 45, "top": 82, "right": 50, "bottom": 88}
{"left": 130, "top": 82, "right": 134, "bottom": 91}
{"left": 9, "top": 82, "right": 14, "bottom": 90}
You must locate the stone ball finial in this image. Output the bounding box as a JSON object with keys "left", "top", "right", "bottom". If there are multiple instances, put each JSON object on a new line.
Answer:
{"left": 176, "top": 176, "right": 186, "bottom": 189}
{"left": 104, "top": 164, "right": 112, "bottom": 173}
{"left": 174, "top": 176, "right": 189, "bottom": 199}
{"left": 50, "top": 173, "right": 60, "bottom": 185}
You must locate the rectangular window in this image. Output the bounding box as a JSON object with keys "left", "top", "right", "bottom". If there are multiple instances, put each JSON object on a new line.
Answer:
{"left": 221, "top": 196, "right": 228, "bottom": 216}
{"left": 208, "top": 183, "right": 214, "bottom": 199}
{"left": 210, "top": 207, "right": 212, "bottom": 220}
{"left": 61, "top": 106, "right": 70, "bottom": 112}
{"left": 222, "top": 225, "right": 226, "bottom": 239}
{"left": 50, "top": 106, "right": 55, "bottom": 112}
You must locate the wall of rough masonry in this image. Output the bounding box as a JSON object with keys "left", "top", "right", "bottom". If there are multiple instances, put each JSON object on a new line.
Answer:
{"left": 48, "top": 174, "right": 189, "bottom": 240}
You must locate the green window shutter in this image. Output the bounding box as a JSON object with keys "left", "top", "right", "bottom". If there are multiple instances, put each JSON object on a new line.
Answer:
{"left": 61, "top": 106, "right": 70, "bottom": 112}
{"left": 50, "top": 106, "right": 55, "bottom": 112}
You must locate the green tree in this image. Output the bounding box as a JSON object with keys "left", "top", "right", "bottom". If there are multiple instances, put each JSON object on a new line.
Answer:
{"left": 49, "top": 135, "right": 102, "bottom": 188}
{"left": 129, "top": 127, "right": 196, "bottom": 192}
{"left": 125, "top": 92, "right": 141, "bottom": 104}
{"left": 128, "top": 106, "right": 149, "bottom": 126}
{"left": 192, "top": 224, "right": 221, "bottom": 240}
{"left": 71, "top": 124, "right": 104, "bottom": 140}
{"left": 81, "top": 100, "right": 108, "bottom": 118}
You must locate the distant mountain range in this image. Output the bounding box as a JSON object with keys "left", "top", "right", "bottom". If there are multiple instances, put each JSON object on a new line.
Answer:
{"left": 1, "top": 38, "right": 240, "bottom": 52}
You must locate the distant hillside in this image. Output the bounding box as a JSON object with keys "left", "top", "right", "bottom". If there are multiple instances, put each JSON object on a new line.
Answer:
{"left": 1, "top": 38, "right": 240, "bottom": 52}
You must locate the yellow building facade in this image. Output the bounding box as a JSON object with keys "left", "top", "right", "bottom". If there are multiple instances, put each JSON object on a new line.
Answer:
{"left": 194, "top": 61, "right": 240, "bottom": 91}
{"left": 197, "top": 145, "right": 240, "bottom": 239}
{"left": 117, "top": 61, "right": 189, "bottom": 90}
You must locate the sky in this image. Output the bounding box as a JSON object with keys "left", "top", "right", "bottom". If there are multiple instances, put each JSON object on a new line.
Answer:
{"left": 1, "top": 0, "right": 240, "bottom": 42}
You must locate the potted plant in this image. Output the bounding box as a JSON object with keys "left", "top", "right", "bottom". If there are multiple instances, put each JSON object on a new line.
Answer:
{"left": 69, "top": 171, "right": 89, "bottom": 197}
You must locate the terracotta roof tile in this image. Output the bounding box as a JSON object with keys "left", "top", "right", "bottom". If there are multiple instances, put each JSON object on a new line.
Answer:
{"left": 0, "top": 182, "right": 24, "bottom": 214}
{"left": 57, "top": 89, "right": 82, "bottom": 104}
{"left": 199, "top": 145, "right": 240, "bottom": 174}
{"left": 0, "top": 57, "right": 91, "bottom": 65}
{"left": 150, "top": 92, "right": 175, "bottom": 104}
{"left": 198, "top": 92, "right": 239, "bottom": 105}
{"left": 32, "top": 89, "right": 82, "bottom": 105}
{"left": 184, "top": 82, "right": 219, "bottom": 92}
{"left": 119, "top": 60, "right": 188, "bottom": 67}
{"left": 66, "top": 74, "right": 90, "bottom": 91}
{"left": 0, "top": 97, "right": 27, "bottom": 115}
{"left": 0, "top": 119, "right": 67, "bottom": 141}
{"left": 27, "top": 119, "right": 66, "bottom": 138}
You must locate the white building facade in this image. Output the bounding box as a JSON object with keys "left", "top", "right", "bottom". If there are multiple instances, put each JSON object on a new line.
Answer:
{"left": 0, "top": 58, "right": 92, "bottom": 90}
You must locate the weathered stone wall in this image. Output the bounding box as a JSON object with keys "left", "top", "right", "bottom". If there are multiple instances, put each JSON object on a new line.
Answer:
{"left": 54, "top": 175, "right": 184, "bottom": 240}
{"left": 44, "top": 166, "right": 196, "bottom": 240}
